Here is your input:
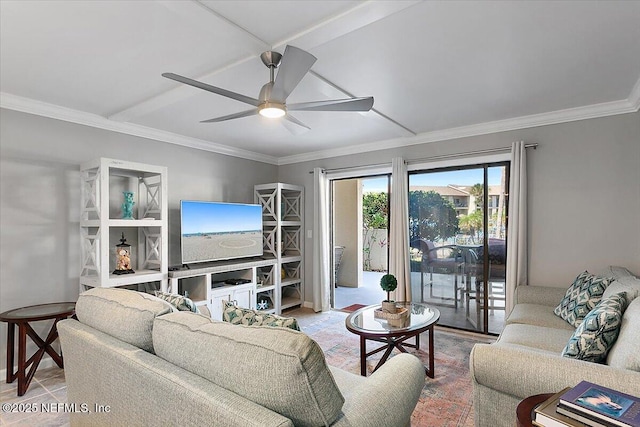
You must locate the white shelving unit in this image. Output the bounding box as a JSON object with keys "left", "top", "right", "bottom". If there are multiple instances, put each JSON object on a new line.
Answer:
{"left": 80, "top": 158, "right": 168, "bottom": 292}
{"left": 167, "top": 258, "right": 277, "bottom": 320}
{"left": 254, "top": 183, "right": 304, "bottom": 314}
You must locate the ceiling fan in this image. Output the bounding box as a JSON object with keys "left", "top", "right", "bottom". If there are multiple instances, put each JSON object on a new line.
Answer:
{"left": 162, "top": 45, "right": 374, "bottom": 131}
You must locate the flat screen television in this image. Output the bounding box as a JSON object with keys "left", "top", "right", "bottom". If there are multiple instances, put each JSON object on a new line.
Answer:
{"left": 180, "top": 201, "right": 263, "bottom": 264}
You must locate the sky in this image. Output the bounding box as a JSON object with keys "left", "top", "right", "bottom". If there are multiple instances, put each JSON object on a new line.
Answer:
{"left": 181, "top": 201, "right": 262, "bottom": 234}
{"left": 362, "top": 167, "right": 504, "bottom": 193}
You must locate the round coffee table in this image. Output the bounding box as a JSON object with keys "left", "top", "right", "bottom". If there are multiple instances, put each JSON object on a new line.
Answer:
{"left": 345, "top": 302, "right": 440, "bottom": 377}
{"left": 0, "top": 302, "right": 76, "bottom": 396}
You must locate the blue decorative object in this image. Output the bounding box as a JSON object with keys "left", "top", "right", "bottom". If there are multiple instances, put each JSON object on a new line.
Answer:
{"left": 122, "top": 191, "right": 135, "bottom": 219}
{"left": 257, "top": 300, "right": 268, "bottom": 310}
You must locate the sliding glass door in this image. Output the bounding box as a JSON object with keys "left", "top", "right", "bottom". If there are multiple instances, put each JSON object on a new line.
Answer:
{"left": 408, "top": 163, "right": 508, "bottom": 334}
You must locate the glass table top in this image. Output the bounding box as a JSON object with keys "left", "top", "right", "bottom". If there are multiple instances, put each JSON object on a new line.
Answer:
{"left": 0, "top": 302, "right": 76, "bottom": 321}
{"left": 346, "top": 302, "right": 440, "bottom": 335}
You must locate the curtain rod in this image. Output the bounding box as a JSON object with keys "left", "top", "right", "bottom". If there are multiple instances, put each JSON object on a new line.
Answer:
{"left": 407, "top": 143, "right": 538, "bottom": 165}
{"left": 308, "top": 143, "right": 538, "bottom": 174}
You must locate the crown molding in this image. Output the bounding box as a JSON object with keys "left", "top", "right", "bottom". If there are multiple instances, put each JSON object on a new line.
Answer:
{"left": 0, "top": 93, "right": 279, "bottom": 165}
{"left": 3, "top": 87, "right": 638, "bottom": 168}
{"left": 277, "top": 95, "right": 640, "bottom": 165}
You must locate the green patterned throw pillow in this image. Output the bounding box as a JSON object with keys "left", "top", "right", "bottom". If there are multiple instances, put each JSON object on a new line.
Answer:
{"left": 154, "top": 291, "right": 199, "bottom": 314}
{"left": 554, "top": 271, "right": 613, "bottom": 327}
{"left": 562, "top": 292, "right": 627, "bottom": 363}
{"left": 222, "top": 301, "right": 300, "bottom": 331}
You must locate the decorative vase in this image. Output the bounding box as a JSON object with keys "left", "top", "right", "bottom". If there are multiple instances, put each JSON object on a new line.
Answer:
{"left": 121, "top": 191, "right": 135, "bottom": 219}
{"left": 381, "top": 301, "right": 397, "bottom": 314}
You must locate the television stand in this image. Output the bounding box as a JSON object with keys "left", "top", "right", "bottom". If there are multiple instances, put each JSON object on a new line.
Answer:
{"left": 168, "top": 257, "right": 278, "bottom": 320}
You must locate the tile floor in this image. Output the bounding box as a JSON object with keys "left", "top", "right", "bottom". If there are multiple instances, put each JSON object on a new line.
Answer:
{"left": 0, "top": 367, "right": 70, "bottom": 426}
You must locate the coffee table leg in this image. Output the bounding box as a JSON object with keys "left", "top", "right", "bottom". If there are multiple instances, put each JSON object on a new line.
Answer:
{"left": 373, "top": 341, "right": 396, "bottom": 373}
{"left": 426, "top": 325, "right": 435, "bottom": 378}
{"left": 360, "top": 335, "right": 367, "bottom": 376}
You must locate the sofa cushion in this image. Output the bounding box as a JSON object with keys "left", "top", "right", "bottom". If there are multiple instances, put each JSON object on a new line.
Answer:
{"left": 222, "top": 301, "right": 300, "bottom": 330}
{"left": 607, "top": 297, "right": 640, "bottom": 371}
{"left": 554, "top": 271, "right": 613, "bottom": 327}
{"left": 75, "top": 287, "right": 174, "bottom": 353}
{"left": 154, "top": 290, "right": 199, "bottom": 313}
{"left": 153, "top": 312, "right": 344, "bottom": 427}
{"left": 497, "top": 323, "right": 575, "bottom": 353}
{"left": 562, "top": 293, "right": 627, "bottom": 363}
{"left": 602, "top": 276, "right": 640, "bottom": 307}
{"left": 506, "top": 303, "right": 576, "bottom": 331}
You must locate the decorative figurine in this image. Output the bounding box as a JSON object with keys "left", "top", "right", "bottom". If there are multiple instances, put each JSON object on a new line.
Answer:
{"left": 122, "top": 191, "right": 135, "bottom": 219}
{"left": 113, "top": 232, "right": 135, "bottom": 275}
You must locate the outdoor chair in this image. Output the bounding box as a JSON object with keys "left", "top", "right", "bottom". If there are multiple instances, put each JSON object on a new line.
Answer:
{"left": 463, "top": 239, "right": 506, "bottom": 328}
{"left": 410, "top": 238, "right": 464, "bottom": 308}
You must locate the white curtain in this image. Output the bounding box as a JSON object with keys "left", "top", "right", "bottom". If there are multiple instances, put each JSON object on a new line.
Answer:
{"left": 389, "top": 157, "right": 412, "bottom": 302}
{"left": 505, "top": 141, "right": 528, "bottom": 315}
{"left": 312, "top": 167, "right": 331, "bottom": 312}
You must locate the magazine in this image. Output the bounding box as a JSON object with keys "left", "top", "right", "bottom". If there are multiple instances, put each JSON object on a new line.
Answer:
{"left": 558, "top": 381, "right": 640, "bottom": 427}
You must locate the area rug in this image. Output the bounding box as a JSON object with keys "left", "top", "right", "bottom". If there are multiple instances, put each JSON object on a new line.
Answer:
{"left": 338, "top": 303, "right": 367, "bottom": 313}
{"left": 298, "top": 309, "right": 494, "bottom": 427}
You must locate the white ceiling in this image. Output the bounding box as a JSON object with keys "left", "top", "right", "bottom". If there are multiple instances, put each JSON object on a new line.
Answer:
{"left": 1, "top": 1, "right": 639, "bottom": 165}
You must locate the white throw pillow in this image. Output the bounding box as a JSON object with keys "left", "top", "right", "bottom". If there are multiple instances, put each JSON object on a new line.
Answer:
{"left": 598, "top": 265, "right": 635, "bottom": 279}
{"left": 602, "top": 275, "right": 640, "bottom": 307}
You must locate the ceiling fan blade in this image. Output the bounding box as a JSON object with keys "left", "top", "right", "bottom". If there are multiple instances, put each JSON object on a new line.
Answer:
{"left": 162, "top": 73, "right": 260, "bottom": 106}
{"left": 283, "top": 114, "right": 311, "bottom": 133}
{"left": 271, "top": 46, "right": 317, "bottom": 102}
{"left": 200, "top": 109, "right": 257, "bottom": 123}
{"left": 288, "top": 97, "right": 374, "bottom": 112}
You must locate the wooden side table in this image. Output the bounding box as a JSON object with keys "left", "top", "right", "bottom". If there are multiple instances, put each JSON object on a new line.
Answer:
{"left": 0, "top": 302, "right": 76, "bottom": 396}
{"left": 516, "top": 393, "right": 554, "bottom": 427}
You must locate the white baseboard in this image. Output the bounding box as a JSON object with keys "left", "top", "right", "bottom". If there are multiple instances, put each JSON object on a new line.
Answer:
{"left": 0, "top": 356, "right": 57, "bottom": 381}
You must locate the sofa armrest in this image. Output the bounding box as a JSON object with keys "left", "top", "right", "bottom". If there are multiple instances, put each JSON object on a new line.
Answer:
{"left": 470, "top": 343, "right": 640, "bottom": 400}
{"left": 515, "top": 285, "right": 567, "bottom": 306}
{"left": 334, "top": 354, "right": 424, "bottom": 427}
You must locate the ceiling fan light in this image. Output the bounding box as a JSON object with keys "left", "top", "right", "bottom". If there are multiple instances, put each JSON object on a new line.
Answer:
{"left": 258, "top": 102, "right": 286, "bottom": 118}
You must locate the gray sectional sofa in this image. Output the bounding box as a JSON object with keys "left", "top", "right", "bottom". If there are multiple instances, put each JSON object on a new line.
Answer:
{"left": 58, "top": 288, "right": 425, "bottom": 427}
{"left": 470, "top": 272, "right": 640, "bottom": 426}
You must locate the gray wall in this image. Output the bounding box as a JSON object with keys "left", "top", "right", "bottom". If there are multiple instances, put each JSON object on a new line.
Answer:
{"left": 278, "top": 111, "right": 640, "bottom": 303}
{"left": 0, "top": 109, "right": 277, "bottom": 369}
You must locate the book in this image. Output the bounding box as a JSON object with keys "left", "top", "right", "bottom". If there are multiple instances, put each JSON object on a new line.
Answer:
{"left": 556, "top": 405, "right": 614, "bottom": 427}
{"left": 558, "top": 381, "right": 640, "bottom": 427}
{"left": 533, "top": 388, "right": 588, "bottom": 427}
